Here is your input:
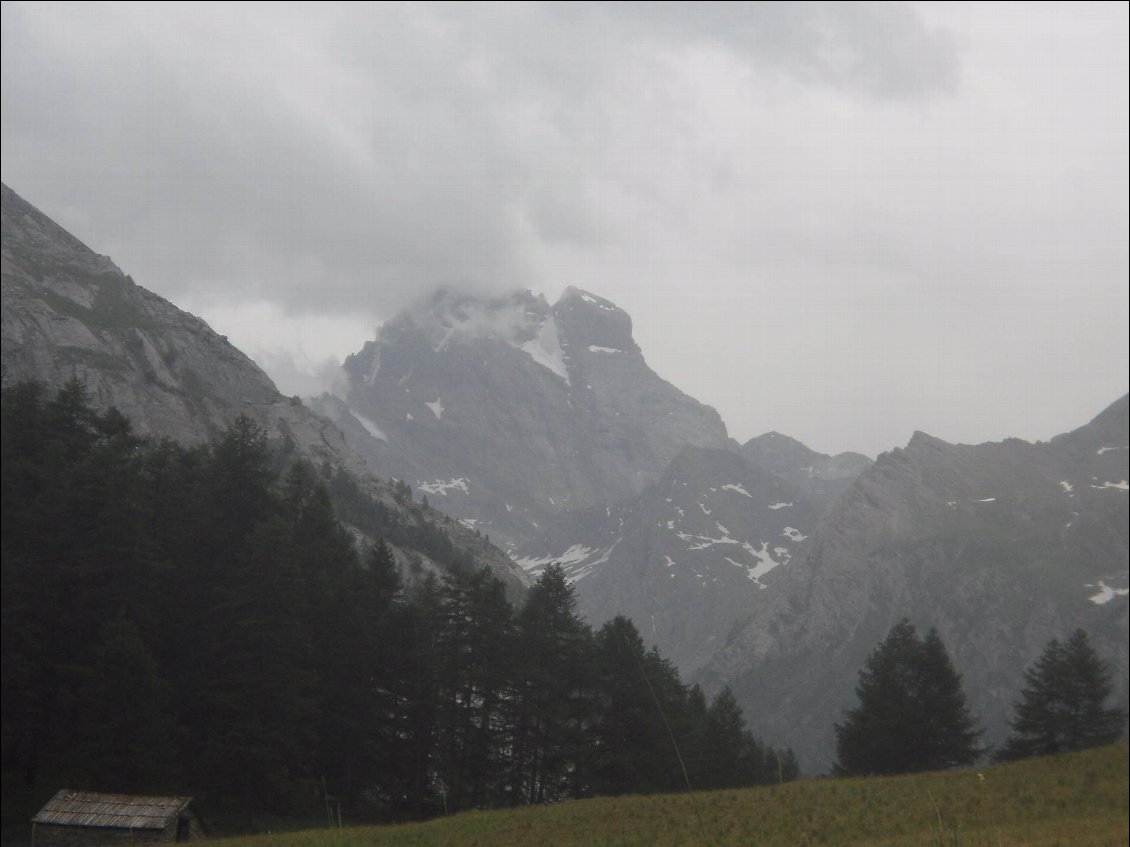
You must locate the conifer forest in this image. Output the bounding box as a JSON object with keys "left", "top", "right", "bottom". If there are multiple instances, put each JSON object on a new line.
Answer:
{"left": 0, "top": 382, "right": 797, "bottom": 825}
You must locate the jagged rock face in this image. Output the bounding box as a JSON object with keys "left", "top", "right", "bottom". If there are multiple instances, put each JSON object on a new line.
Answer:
{"left": 701, "top": 397, "right": 1129, "bottom": 772}
{"left": 0, "top": 183, "right": 528, "bottom": 597}
{"left": 3, "top": 182, "right": 279, "bottom": 444}
{"left": 2, "top": 182, "right": 379, "bottom": 495}
{"left": 318, "top": 287, "right": 731, "bottom": 549}
{"left": 517, "top": 445, "right": 820, "bottom": 673}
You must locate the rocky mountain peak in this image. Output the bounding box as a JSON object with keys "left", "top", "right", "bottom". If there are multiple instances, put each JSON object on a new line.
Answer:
{"left": 403, "top": 288, "right": 551, "bottom": 346}
{"left": 321, "top": 285, "right": 730, "bottom": 550}
{"left": 741, "top": 429, "right": 872, "bottom": 513}
{"left": 552, "top": 286, "right": 639, "bottom": 356}
{"left": 904, "top": 430, "right": 952, "bottom": 451}
{"left": 1052, "top": 394, "right": 1129, "bottom": 454}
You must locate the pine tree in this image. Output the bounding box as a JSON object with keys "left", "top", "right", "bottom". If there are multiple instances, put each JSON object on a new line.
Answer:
{"left": 699, "top": 686, "right": 749, "bottom": 789}
{"left": 997, "top": 630, "right": 1125, "bottom": 761}
{"left": 200, "top": 513, "right": 318, "bottom": 812}
{"left": 506, "top": 565, "right": 593, "bottom": 804}
{"left": 834, "top": 619, "right": 980, "bottom": 775}
{"left": 915, "top": 629, "right": 982, "bottom": 770}
{"left": 590, "top": 616, "right": 673, "bottom": 795}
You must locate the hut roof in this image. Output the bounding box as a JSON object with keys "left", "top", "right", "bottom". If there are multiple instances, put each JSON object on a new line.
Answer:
{"left": 32, "top": 791, "right": 194, "bottom": 830}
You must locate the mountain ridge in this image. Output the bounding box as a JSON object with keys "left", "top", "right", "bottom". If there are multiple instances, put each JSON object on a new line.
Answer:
{"left": 0, "top": 182, "right": 528, "bottom": 596}
{"left": 700, "top": 395, "right": 1128, "bottom": 770}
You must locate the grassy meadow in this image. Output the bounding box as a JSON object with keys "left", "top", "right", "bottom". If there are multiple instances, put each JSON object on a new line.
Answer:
{"left": 208, "top": 741, "right": 1128, "bottom": 847}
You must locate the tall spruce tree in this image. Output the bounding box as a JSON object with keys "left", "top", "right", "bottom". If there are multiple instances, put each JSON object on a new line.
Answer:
{"left": 507, "top": 565, "right": 593, "bottom": 804}
{"left": 997, "top": 630, "right": 1125, "bottom": 761}
{"left": 590, "top": 616, "right": 675, "bottom": 795}
{"left": 834, "top": 619, "right": 980, "bottom": 775}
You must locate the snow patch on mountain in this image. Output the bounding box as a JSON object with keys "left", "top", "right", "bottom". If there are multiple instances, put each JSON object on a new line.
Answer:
{"left": 1091, "top": 480, "right": 1129, "bottom": 491}
{"left": 1088, "top": 579, "right": 1130, "bottom": 605}
{"left": 426, "top": 398, "right": 444, "bottom": 420}
{"left": 577, "top": 290, "right": 617, "bottom": 311}
{"left": 678, "top": 529, "right": 740, "bottom": 551}
{"left": 514, "top": 540, "right": 621, "bottom": 582}
{"left": 514, "top": 544, "right": 595, "bottom": 572}
{"left": 588, "top": 345, "right": 622, "bottom": 354}
{"left": 728, "top": 541, "right": 788, "bottom": 587}
{"left": 517, "top": 317, "right": 570, "bottom": 384}
{"left": 418, "top": 478, "right": 470, "bottom": 496}
{"left": 721, "top": 483, "right": 753, "bottom": 498}
{"left": 768, "top": 501, "right": 793, "bottom": 510}
{"left": 782, "top": 526, "right": 807, "bottom": 542}
{"left": 1097, "top": 446, "right": 1128, "bottom": 454}
{"left": 363, "top": 348, "right": 382, "bottom": 386}
{"left": 352, "top": 409, "right": 388, "bottom": 441}
{"left": 1059, "top": 480, "right": 1074, "bottom": 493}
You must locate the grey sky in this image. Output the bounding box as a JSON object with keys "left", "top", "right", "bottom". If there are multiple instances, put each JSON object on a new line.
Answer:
{"left": 3, "top": 2, "right": 1127, "bottom": 457}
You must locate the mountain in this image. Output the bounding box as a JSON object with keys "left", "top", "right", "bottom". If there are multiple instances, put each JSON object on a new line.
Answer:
{"left": 10, "top": 180, "right": 1124, "bottom": 776}
{"left": 741, "top": 431, "right": 873, "bottom": 512}
{"left": 314, "top": 286, "right": 882, "bottom": 677}
{"left": 310, "top": 287, "right": 731, "bottom": 551}
{"left": 515, "top": 445, "right": 823, "bottom": 672}
{"left": 517, "top": 435, "right": 875, "bottom": 674}
{"left": 0, "top": 182, "right": 527, "bottom": 596}
{"left": 700, "top": 398, "right": 1129, "bottom": 771}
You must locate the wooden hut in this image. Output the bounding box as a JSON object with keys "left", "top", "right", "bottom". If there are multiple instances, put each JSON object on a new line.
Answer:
{"left": 31, "top": 791, "right": 205, "bottom": 847}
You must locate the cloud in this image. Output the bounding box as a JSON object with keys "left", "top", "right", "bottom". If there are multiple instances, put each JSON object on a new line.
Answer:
{"left": 609, "top": 1, "right": 960, "bottom": 98}
{"left": 2, "top": 2, "right": 1126, "bottom": 456}
{"left": 1, "top": 2, "right": 959, "bottom": 317}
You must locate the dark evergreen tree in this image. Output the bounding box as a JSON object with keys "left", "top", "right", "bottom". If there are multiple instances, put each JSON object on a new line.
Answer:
{"left": 589, "top": 616, "right": 668, "bottom": 795}
{"left": 700, "top": 686, "right": 756, "bottom": 789}
{"left": 199, "top": 513, "right": 318, "bottom": 812}
{"left": 834, "top": 619, "right": 980, "bottom": 775}
{"left": 914, "top": 629, "right": 982, "bottom": 770}
{"left": 997, "top": 630, "right": 1125, "bottom": 761}
{"left": 431, "top": 568, "right": 515, "bottom": 812}
{"left": 402, "top": 574, "right": 446, "bottom": 818}
{"left": 506, "top": 565, "right": 594, "bottom": 804}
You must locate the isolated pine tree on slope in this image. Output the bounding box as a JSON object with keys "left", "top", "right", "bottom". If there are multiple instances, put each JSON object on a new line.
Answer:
{"left": 834, "top": 619, "right": 981, "bottom": 775}
{"left": 997, "top": 629, "right": 1125, "bottom": 761}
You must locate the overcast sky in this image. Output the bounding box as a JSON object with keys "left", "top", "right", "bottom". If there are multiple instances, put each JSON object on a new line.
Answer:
{"left": 3, "top": 2, "right": 1127, "bottom": 456}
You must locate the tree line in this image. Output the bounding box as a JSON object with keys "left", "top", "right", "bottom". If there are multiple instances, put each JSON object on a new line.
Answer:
{"left": 833, "top": 618, "right": 1124, "bottom": 776}
{"left": 1, "top": 381, "right": 796, "bottom": 828}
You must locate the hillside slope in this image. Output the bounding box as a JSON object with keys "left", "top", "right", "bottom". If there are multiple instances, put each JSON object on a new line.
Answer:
{"left": 0, "top": 183, "right": 526, "bottom": 594}
{"left": 204, "top": 742, "right": 1128, "bottom": 847}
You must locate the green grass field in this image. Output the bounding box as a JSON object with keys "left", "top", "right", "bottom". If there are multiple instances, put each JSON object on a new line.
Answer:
{"left": 209, "top": 742, "right": 1128, "bottom": 847}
